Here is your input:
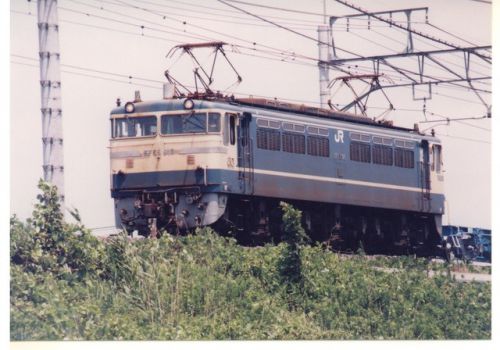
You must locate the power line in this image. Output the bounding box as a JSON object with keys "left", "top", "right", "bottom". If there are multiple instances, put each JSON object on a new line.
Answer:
{"left": 426, "top": 23, "right": 479, "bottom": 47}
{"left": 13, "top": 59, "right": 491, "bottom": 141}
{"left": 62, "top": 0, "right": 493, "bottom": 94}
{"left": 454, "top": 120, "right": 490, "bottom": 132}
{"left": 333, "top": 0, "right": 492, "bottom": 62}
{"left": 330, "top": 61, "right": 491, "bottom": 99}
{"left": 12, "top": 53, "right": 165, "bottom": 83}
{"left": 58, "top": 3, "right": 216, "bottom": 42}
{"left": 10, "top": 53, "right": 417, "bottom": 110}
{"left": 11, "top": 60, "right": 161, "bottom": 90}
{"left": 125, "top": 0, "right": 327, "bottom": 25}
{"left": 215, "top": 0, "right": 330, "bottom": 17}
{"left": 59, "top": 3, "right": 317, "bottom": 65}
{"left": 97, "top": 0, "right": 322, "bottom": 29}
{"left": 419, "top": 114, "right": 489, "bottom": 124}
{"left": 12, "top": 9, "right": 180, "bottom": 43}
{"left": 216, "top": 0, "right": 365, "bottom": 59}
{"left": 10, "top": 57, "right": 318, "bottom": 106}
{"left": 422, "top": 111, "right": 491, "bottom": 131}
{"left": 467, "top": 0, "right": 491, "bottom": 4}
{"left": 14, "top": 59, "right": 491, "bottom": 146}
{"left": 66, "top": 0, "right": 323, "bottom": 64}
{"left": 436, "top": 133, "right": 490, "bottom": 144}
{"left": 100, "top": 0, "right": 359, "bottom": 80}
{"left": 367, "top": 28, "right": 491, "bottom": 78}
{"left": 11, "top": 9, "right": 320, "bottom": 71}
{"left": 332, "top": 11, "right": 492, "bottom": 75}
{"left": 20, "top": 1, "right": 493, "bottom": 100}
{"left": 14, "top": 3, "right": 490, "bottom": 119}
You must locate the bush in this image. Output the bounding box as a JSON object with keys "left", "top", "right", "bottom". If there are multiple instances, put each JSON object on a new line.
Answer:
{"left": 10, "top": 180, "right": 105, "bottom": 280}
{"left": 10, "top": 189, "right": 491, "bottom": 340}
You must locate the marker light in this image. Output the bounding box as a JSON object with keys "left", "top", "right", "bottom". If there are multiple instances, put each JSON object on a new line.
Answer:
{"left": 124, "top": 102, "right": 135, "bottom": 113}
{"left": 183, "top": 99, "right": 194, "bottom": 110}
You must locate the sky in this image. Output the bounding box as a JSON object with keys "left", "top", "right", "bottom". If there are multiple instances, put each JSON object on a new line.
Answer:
{"left": 9, "top": 0, "right": 493, "bottom": 231}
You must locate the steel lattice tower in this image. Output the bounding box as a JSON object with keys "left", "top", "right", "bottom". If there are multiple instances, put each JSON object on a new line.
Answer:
{"left": 37, "top": 0, "right": 65, "bottom": 201}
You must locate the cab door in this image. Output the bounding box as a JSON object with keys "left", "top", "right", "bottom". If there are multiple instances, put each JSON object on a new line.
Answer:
{"left": 419, "top": 140, "right": 431, "bottom": 211}
{"left": 237, "top": 112, "right": 254, "bottom": 194}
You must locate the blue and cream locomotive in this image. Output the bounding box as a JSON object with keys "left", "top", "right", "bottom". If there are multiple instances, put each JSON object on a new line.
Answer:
{"left": 110, "top": 89, "right": 445, "bottom": 253}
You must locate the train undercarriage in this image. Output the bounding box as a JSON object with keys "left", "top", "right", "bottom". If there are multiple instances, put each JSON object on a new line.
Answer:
{"left": 116, "top": 190, "right": 443, "bottom": 257}
{"left": 218, "top": 196, "right": 442, "bottom": 256}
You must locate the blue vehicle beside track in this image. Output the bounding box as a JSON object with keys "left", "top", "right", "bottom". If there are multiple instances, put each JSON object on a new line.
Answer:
{"left": 442, "top": 226, "right": 491, "bottom": 262}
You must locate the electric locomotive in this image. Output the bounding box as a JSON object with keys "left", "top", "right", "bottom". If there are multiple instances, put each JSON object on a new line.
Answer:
{"left": 110, "top": 88, "right": 445, "bottom": 253}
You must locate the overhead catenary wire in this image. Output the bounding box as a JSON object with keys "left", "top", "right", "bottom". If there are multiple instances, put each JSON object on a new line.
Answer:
{"left": 95, "top": 0, "right": 324, "bottom": 30}
{"left": 59, "top": 2, "right": 217, "bottom": 42}
{"left": 87, "top": 0, "right": 357, "bottom": 78}
{"left": 11, "top": 60, "right": 161, "bottom": 89}
{"left": 58, "top": 1, "right": 491, "bottom": 98}
{"left": 366, "top": 28, "right": 491, "bottom": 78}
{"left": 332, "top": 0, "right": 491, "bottom": 62}
{"left": 53, "top": 6, "right": 494, "bottom": 106}
{"left": 422, "top": 111, "right": 491, "bottom": 132}
{"left": 467, "top": 0, "right": 491, "bottom": 4}
{"left": 435, "top": 132, "right": 490, "bottom": 144}
{"left": 33, "top": 4, "right": 319, "bottom": 67}
{"left": 216, "top": 0, "right": 366, "bottom": 59}
{"left": 15, "top": 56, "right": 491, "bottom": 135}
{"left": 426, "top": 23, "right": 481, "bottom": 47}
{"left": 329, "top": 62, "right": 491, "bottom": 104}
{"left": 63, "top": 0, "right": 324, "bottom": 65}
{"left": 13, "top": 2, "right": 490, "bottom": 127}
{"left": 211, "top": 0, "right": 491, "bottom": 100}
{"left": 124, "top": 0, "right": 423, "bottom": 26}
{"left": 12, "top": 60, "right": 491, "bottom": 144}
{"left": 12, "top": 53, "right": 165, "bottom": 83}
{"left": 11, "top": 9, "right": 319, "bottom": 70}
{"left": 11, "top": 53, "right": 444, "bottom": 112}
{"left": 418, "top": 114, "right": 489, "bottom": 124}
{"left": 330, "top": 13, "right": 492, "bottom": 75}
{"left": 24, "top": 0, "right": 496, "bottom": 80}
{"left": 14, "top": 10, "right": 318, "bottom": 69}
{"left": 120, "top": 0, "right": 329, "bottom": 25}
{"left": 329, "top": 13, "right": 491, "bottom": 78}
{"left": 10, "top": 56, "right": 318, "bottom": 106}
{"left": 12, "top": 9, "right": 183, "bottom": 43}
{"left": 342, "top": 31, "right": 492, "bottom": 94}
{"left": 214, "top": 0, "right": 334, "bottom": 17}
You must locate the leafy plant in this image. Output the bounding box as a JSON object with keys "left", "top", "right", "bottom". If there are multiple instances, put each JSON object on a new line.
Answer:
{"left": 10, "top": 187, "right": 491, "bottom": 340}
{"left": 10, "top": 180, "right": 105, "bottom": 280}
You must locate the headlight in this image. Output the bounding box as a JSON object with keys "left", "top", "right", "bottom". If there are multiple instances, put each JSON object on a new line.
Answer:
{"left": 124, "top": 102, "right": 135, "bottom": 113}
{"left": 183, "top": 99, "right": 194, "bottom": 110}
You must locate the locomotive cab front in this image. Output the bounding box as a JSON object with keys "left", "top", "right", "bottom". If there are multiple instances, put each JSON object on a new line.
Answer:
{"left": 109, "top": 97, "right": 241, "bottom": 235}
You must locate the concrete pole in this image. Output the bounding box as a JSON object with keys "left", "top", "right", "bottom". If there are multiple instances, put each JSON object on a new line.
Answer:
{"left": 37, "top": 0, "right": 65, "bottom": 202}
{"left": 318, "top": 24, "right": 331, "bottom": 109}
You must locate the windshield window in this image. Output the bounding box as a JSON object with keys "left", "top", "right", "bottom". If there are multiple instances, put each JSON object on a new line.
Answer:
{"left": 112, "top": 116, "right": 157, "bottom": 138}
{"left": 161, "top": 112, "right": 220, "bottom": 135}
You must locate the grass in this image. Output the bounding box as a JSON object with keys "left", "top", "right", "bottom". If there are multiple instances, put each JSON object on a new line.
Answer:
{"left": 10, "top": 181, "right": 492, "bottom": 340}
{"left": 11, "top": 229, "right": 491, "bottom": 340}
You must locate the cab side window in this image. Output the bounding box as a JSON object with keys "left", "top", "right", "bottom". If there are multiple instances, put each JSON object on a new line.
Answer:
{"left": 432, "top": 144, "right": 442, "bottom": 173}
{"left": 226, "top": 113, "right": 236, "bottom": 145}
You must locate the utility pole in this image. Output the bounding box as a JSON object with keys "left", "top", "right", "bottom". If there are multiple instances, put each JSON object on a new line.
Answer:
{"left": 37, "top": 0, "right": 65, "bottom": 202}
{"left": 318, "top": 0, "right": 331, "bottom": 108}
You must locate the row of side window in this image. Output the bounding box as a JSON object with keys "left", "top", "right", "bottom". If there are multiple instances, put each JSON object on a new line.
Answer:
{"left": 256, "top": 128, "right": 330, "bottom": 157}
{"left": 256, "top": 118, "right": 416, "bottom": 168}
{"left": 350, "top": 142, "right": 414, "bottom": 168}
